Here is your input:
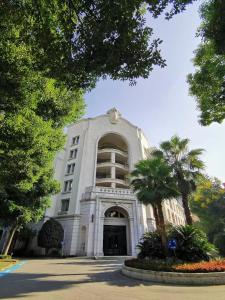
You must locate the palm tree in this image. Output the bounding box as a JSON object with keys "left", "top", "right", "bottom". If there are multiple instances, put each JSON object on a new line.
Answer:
{"left": 152, "top": 135, "right": 205, "bottom": 225}
{"left": 130, "top": 157, "right": 180, "bottom": 252}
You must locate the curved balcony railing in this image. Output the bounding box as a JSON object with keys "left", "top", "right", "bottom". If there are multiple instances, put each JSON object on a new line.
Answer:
{"left": 96, "top": 162, "right": 129, "bottom": 171}
{"left": 97, "top": 148, "right": 128, "bottom": 157}
{"left": 96, "top": 177, "right": 129, "bottom": 186}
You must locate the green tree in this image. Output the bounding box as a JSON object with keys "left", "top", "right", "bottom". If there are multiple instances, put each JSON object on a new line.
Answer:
{"left": 130, "top": 157, "right": 180, "bottom": 252}
{"left": 152, "top": 136, "right": 205, "bottom": 225}
{"left": 0, "top": 0, "right": 195, "bottom": 88}
{"left": 0, "top": 78, "right": 84, "bottom": 255}
{"left": 190, "top": 176, "right": 225, "bottom": 255}
{"left": 188, "top": 0, "right": 225, "bottom": 125}
{"left": 198, "top": 0, "right": 225, "bottom": 55}
{"left": 37, "top": 219, "right": 64, "bottom": 255}
{"left": 187, "top": 42, "right": 225, "bottom": 125}
{"left": 0, "top": 0, "right": 196, "bottom": 254}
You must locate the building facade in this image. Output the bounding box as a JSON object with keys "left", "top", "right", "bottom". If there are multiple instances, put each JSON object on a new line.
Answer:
{"left": 29, "top": 108, "right": 185, "bottom": 257}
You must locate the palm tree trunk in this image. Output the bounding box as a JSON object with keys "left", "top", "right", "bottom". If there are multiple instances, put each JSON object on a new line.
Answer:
{"left": 152, "top": 205, "right": 160, "bottom": 229}
{"left": 181, "top": 193, "right": 193, "bottom": 225}
{"left": 2, "top": 223, "right": 18, "bottom": 255}
{"left": 157, "top": 202, "right": 167, "bottom": 256}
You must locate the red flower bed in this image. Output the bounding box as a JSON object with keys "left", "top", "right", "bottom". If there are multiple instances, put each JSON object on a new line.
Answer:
{"left": 174, "top": 260, "right": 225, "bottom": 273}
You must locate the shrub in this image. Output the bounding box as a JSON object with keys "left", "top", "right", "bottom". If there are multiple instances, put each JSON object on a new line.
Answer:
{"left": 125, "top": 258, "right": 172, "bottom": 271}
{"left": 213, "top": 232, "right": 225, "bottom": 256}
{"left": 37, "top": 218, "right": 64, "bottom": 255}
{"left": 137, "top": 231, "right": 165, "bottom": 259}
{"left": 0, "top": 255, "right": 11, "bottom": 260}
{"left": 125, "top": 258, "right": 225, "bottom": 273}
{"left": 168, "top": 225, "right": 216, "bottom": 262}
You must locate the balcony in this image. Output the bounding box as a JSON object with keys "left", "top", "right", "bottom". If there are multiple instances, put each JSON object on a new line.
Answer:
{"left": 97, "top": 161, "right": 129, "bottom": 171}
{"left": 96, "top": 177, "right": 128, "bottom": 185}
{"left": 98, "top": 148, "right": 128, "bottom": 157}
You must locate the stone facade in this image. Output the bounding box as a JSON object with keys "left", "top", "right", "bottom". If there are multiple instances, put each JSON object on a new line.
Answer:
{"left": 28, "top": 108, "right": 185, "bottom": 257}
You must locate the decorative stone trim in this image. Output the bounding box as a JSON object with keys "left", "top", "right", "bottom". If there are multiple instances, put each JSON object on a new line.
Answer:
{"left": 122, "top": 265, "right": 225, "bottom": 285}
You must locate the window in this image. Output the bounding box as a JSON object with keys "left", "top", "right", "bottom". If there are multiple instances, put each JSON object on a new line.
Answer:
{"left": 61, "top": 199, "right": 70, "bottom": 212}
{"left": 67, "top": 163, "right": 75, "bottom": 174}
{"left": 64, "top": 180, "right": 73, "bottom": 192}
{"left": 72, "top": 136, "right": 80, "bottom": 145}
{"left": 69, "top": 149, "right": 78, "bottom": 159}
{"left": 105, "top": 209, "right": 125, "bottom": 218}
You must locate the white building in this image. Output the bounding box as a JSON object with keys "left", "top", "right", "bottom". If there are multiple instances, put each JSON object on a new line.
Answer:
{"left": 38, "top": 108, "right": 185, "bottom": 257}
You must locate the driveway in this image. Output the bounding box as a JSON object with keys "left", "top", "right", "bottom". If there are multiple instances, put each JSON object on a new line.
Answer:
{"left": 0, "top": 257, "right": 225, "bottom": 300}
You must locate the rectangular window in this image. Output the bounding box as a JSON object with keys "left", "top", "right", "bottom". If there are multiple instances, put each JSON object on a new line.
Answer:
{"left": 61, "top": 199, "right": 70, "bottom": 212}
{"left": 63, "top": 180, "right": 73, "bottom": 192}
{"left": 69, "top": 149, "right": 78, "bottom": 159}
{"left": 72, "top": 136, "right": 80, "bottom": 145}
{"left": 67, "top": 163, "right": 75, "bottom": 174}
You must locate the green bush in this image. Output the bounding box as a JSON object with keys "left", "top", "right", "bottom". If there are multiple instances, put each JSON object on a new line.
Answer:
{"left": 213, "top": 232, "right": 225, "bottom": 256}
{"left": 125, "top": 258, "right": 173, "bottom": 271}
{"left": 0, "top": 255, "right": 12, "bottom": 260}
{"left": 137, "top": 231, "right": 165, "bottom": 259}
{"left": 37, "top": 218, "right": 64, "bottom": 255}
{"left": 168, "top": 225, "right": 216, "bottom": 262}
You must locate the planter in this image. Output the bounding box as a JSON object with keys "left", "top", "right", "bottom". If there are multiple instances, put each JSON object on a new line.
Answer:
{"left": 122, "top": 264, "right": 225, "bottom": 285}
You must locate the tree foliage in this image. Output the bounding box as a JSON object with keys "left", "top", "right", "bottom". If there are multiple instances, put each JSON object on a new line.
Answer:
{"left": 130, "top": 157, "right": 180, "bottom": 251}
{"left": 0, "top": 0, "right": 195, "bottom": 88}
{"left": 168, "top": 225, "right": 216, "bottom": 262}
{"left": 188, "top": 0, "right": 225, "bottom": 125}
{"left": 37, "top": 219, "right": 64, "bottom": 254}
{"left": 0, "top": 0, "right": 195, "bottom": 254}
{"left": 151, "top": 135, "right": 205, "bottom": 225}
{"left": 190, "top": 176, "right": 225, "bottom": 255}
{"left": 198, "top": 0, "right": 225, "bottom": 55}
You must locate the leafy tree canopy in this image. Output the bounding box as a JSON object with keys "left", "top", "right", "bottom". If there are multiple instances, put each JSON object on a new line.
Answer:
{"left": 191, "top": 176, "right": 225, "bottom": 233}
{"left": 130, "top": 156, "right": 179, "bottom": 252}
{"left": 190, "top": 176, "right": 225, "bottom": 255}
{"left": 0, "top": 0, "right": 196, "bottom": 88}
{"left": 0, "top": 0, "right": 195, "bottom": 254}
{"left": 37, "top": 219, "right": 64, "bottom": 252}
{"left": 188, "top": 0, "right": 225, "bottom": 125}
{"left": 198, "top": 0, "right": 225, "bottom": 55}
{"left": 151, "top": 135, "right": 205, "bottom": 225}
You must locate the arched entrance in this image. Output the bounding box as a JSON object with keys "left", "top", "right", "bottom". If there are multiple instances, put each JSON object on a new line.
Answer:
{"left": 103, "top": 206, "right": 129, "bottom": 256}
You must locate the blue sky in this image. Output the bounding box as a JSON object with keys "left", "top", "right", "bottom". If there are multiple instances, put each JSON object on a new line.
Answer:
{"left": 84, "top": 0, "right": 225, "bottom": 181}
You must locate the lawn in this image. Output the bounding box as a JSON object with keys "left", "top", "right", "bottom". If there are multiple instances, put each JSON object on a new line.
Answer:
{"left": 0, "top": 259, "right": 17, "bottom": 271}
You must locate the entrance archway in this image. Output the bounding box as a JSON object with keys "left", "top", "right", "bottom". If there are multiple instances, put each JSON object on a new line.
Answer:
{"left": 103, "top": 206, "right": 129, "bottom": 256}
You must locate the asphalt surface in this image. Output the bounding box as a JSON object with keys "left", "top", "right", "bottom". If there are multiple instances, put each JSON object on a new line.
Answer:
{"left": 0, "top": 257, "right": 225, "bottom": 300}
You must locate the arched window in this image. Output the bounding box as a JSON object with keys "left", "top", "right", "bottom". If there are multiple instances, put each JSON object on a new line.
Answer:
{"left": 104, "top": 207, "right": 127, "bottom": 218}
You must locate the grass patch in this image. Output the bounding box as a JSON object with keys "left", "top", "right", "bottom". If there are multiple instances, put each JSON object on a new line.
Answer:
{"left": 0, "top": 259, "right": 18, "bottom": 271}
{"left": 125, "top": 258, "right": 225, "bottom": 273}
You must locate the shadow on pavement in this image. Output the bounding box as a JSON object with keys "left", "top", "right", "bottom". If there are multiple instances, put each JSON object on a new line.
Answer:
{"left": 0, "top": 267, "right": 155, "bottom": 299}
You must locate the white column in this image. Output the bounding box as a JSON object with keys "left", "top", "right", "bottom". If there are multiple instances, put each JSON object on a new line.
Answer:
{"left": 111, "top": 151, "right": 115, "bottom": 163}
{"left": 111, "top": 151, "right": 116, "bottom": 188}
{"left": 94, "top": 197, "right": 100, "bottom": 256}
{"left": 129, "top": 217, "right": 137, "bottom": 256}
{"left": 97, "top": 217, "right": 104, "bottom": 256}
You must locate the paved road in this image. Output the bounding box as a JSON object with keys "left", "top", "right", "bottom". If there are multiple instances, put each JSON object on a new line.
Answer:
{"left": 0, "top": 257, "right": 225, "bottom": 300}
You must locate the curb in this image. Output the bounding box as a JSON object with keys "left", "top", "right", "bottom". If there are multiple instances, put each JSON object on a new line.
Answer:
{"left": 122, "top": 264, "right": 225, "bottom": 286}
{"left": 0, "top": 261, "right": 27, "bottom": 278}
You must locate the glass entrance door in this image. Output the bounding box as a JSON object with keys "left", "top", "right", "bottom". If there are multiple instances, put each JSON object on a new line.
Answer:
{"left": 103, "top": 225, "right": 127, "bottom": 255}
